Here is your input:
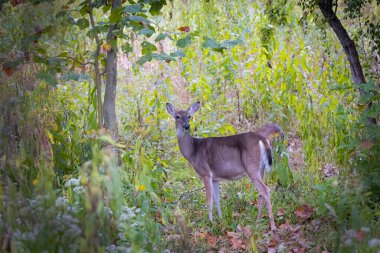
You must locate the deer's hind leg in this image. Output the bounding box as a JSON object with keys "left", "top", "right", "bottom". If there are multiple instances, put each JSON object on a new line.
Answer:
{"left": 242, "top": 153, "right": 276, "bottom": 230}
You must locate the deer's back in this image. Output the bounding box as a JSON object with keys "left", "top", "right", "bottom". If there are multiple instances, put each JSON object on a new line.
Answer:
{"left": 189, "top": 132, "right": 267, "bottom": 180}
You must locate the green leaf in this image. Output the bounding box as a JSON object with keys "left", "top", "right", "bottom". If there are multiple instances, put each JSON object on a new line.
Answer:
{"left": 138, "top": 53, "right": 174, "bottom": 65}
{"left": 33, "top": 55, "right": 49, "bottom": 64}
{"left": 102, "top": 5, "right": 111, "bottom": 13}
{"left": 202, "top": 38, "right": 221, "bottom": 49}
{"left": 141, "top": 41, "right": 157, "bottom": 55}
{"left": 124, "top": 4, "right": 142, "bottom": 13}
{"left": 38, "top": 70, "right": 58, "bottom": 86}
{"left": 36, "top": 47, "right": 47, "bottom": 55}
{"left": 170, "top": 50, "right": 185, "bottom": 58}
{"left": 86, "top": 27, "right": 100, "bottom": 39}
{"left": 221, "top": 39, "right": 243, "bottom": 48}
{"left": 128, "top": 15, "right": 148, "bottom": 23}
{"left": 58, "top": 52, "right": 69, "bottom": 57}
{"left": 76, "top": 17, "right": 89, "bottom": 30}
{"left": 122, "top": 43, "right": 133, "bottom": 54}
{"left": 79, "top": 4, "right": 89, "bottom": 16}
{"left": 149, "top": 0, "right": 165, "bottom": 15}
{"left": 109, "top": 8, "right": 123, "bottom": 24}
{"left": 155, "top": 33, "right": 170, "bottom": 42}
{"left": 138, "top": 27, "right": 154, "bottom": 37}
{"left": 56, "top": 10, "right": 66, "bottom": 19}
{"left": 176, "top": 36, "right": 192, "bottom": 48}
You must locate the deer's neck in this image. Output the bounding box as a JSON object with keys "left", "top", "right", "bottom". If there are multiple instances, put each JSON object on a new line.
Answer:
{"left": 176, "top": 128, "right": 195, "bottom": 161}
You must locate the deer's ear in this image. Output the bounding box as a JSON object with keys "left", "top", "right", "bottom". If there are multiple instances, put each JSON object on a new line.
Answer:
{"left": 188, "top": 101, "right": 200, "bottom": 115}
{"left": 166, "top": 103, "right": 176, "bottom": 117}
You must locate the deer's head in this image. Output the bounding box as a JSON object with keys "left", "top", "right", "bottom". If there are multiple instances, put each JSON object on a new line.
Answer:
{"left": 166, "top": 102, "right": 200, "bottom": 132}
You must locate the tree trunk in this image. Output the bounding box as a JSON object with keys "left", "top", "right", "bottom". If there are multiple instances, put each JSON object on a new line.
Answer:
{"left": 318, "top": 0, "right": 376, "bottom": 124}
{"left": 104, "top": 0, "right": 121, "bottom": 136}
{"left": 88, "top": 1, "right": 103, "bottom": 129}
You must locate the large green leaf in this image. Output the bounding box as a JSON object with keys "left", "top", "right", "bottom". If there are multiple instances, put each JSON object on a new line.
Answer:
{"left": 76, "top": 17, "right": 89, "bottom": 30}
{"left": 138, "top": 53, "right": 174, "bottom": 65}
{"left": 155, "top": 33, "right": 171, "bottom": 42}
{"left": 170, "top": 50, "right": 185, "bottom": 58}
{"left": 122, "top": 43, "right": 133, "bottom": 54}
{"left": 141, "top": 41, "right": 157, "bottom": 55}
{"left": 220, "top": 39, "right": 244, "bottom": 48}
{"left": 149, "top": 0, "right": 166, "bottom": 15}
{"left": 138, "top": 28, "right": 155, "bottom": 38}
{"left": 109, "top": 7, "right": 124, "bottom": 24}
{"left": 124, "top": 4, "right": 142, "bottom": 13}
{"left": 176, "top": 36, "right": 192, "bottom": 48}
{"left": 37, "top": 70, "right": 58, "bottom": 86}
{"left": 128, "top": 15, "right": 148, "bottom": 24}
{"left": 202, "top": 38, "right": 221, "bottom": 49}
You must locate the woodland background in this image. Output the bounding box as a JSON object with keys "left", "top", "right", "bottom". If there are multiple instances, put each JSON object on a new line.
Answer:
{"left": 0, "top": 0, "right": 379, "bottom": 252}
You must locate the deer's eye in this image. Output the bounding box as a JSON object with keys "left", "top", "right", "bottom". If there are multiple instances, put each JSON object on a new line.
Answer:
{"left": 175, "top": 115, "right": 180, "bottom": 119}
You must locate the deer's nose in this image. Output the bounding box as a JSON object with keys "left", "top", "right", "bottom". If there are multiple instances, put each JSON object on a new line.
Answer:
{"left": 183, "top": 123, "right": 190, "bottom": 130}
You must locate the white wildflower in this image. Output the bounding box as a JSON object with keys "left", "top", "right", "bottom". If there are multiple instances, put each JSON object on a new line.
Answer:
{"left": 344, "top": 238, "right": 353, "bottom": 246}
{"left": 104, "top": 207, "right": 113, "bottom": 218}
{"left": 106, "top": 245, "right": 117, "bottom": 253}
{"left": 119, "top": 213, "right": 129, "bottom": 222}
{"left": 65, "top": 177, "right": 81, "bottom": 188}
{"left": 361, "top": 226, "right": 370, "bottom": 233}
{"left": 55, "top": 196, "right": 68, "bottom": 207}
{"left": 73, "top": 186, "right": 84, "bottom": 195}
{"left": 368, "top": 238, "right": 380, "bottom": 248}
{"left": 118, "top": 232, "right": 126, "bottom": 240}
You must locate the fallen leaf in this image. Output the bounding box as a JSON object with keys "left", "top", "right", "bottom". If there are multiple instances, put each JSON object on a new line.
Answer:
{"left": 268, "top": 238, "right": 279, "bottom": 247}
{"left": 230, "top": 238, "right": 244, "bottom": 250}
{"left": 243, "top": 225, "right": 252, "bottom": 238}
{"left": 218, "top": 247, "right": 228, "bottom": 253}
{"left": 279, "top": 219, "right": 292, "bottom": 230}
{"left": 360, "top": 140, "right": 374, "bottom": 150}
{"left": 293, "top": 247, "right": 305, "bottom": 253}
{"left": 11, "top": 0, "right": 23, "bottom": 7}
{"left": 2, "top": 65, "right": 14, "bottom": 76}
{"left": 277, "top": 208, "right": 285, "bottom": 216}
{"left": 206, "top": 233, "right": 217, "bottom": 248}
{"left": 226, "top": 231, "right": 240, "bottom": 239}
{"left": 294, "top": 204, "right": 313, "bottom": 220}
{"left": 194, "top": 231, "right": 207, "bottom": 240}
{"left": 178, "top": 26, "right": 190, "bottom": 32}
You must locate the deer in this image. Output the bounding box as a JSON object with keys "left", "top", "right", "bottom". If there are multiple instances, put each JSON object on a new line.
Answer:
{"left": 166, "top": 102, "right": 284, "bottom": 231}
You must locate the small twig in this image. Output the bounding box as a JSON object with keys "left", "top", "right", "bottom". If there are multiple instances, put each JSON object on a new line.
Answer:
{"left": 174, "top": 186, "right": 205, "bottom": 204}
{"left": 66, "top": 56, "right": 94, "bottom": 66}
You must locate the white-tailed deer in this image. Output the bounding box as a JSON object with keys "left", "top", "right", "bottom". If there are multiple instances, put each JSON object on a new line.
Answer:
{"left": 166, "top": 102, "right": 283, "bottom": 231}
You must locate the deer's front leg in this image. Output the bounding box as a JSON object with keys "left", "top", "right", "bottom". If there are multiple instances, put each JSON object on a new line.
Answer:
{"left": 203, "top": 177, "right": 214, "bottom": 221}
{"left": 212, "top": 180, "right": 222, "bottom": 218}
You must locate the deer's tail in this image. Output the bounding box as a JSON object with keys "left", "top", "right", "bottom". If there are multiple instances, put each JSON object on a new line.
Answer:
{"left": 259, "top": 139, "right": 272, "bottom": 173}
